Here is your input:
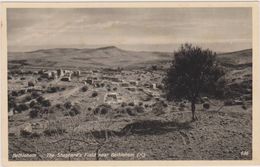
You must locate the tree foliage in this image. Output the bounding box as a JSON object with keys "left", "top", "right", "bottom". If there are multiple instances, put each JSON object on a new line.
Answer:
{"left": 164, "top": 44, "right": 225, "bottom": 121}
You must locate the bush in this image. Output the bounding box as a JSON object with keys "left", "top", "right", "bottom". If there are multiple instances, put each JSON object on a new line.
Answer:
{"left": 19, "top": 89, "right": 26, "bottom": 95}
{"left": 113, "top": 87, "right": 117, "bottom": 91}
{"left": 24, "top": 95, "right": 32, "bottom": 102}
{"left": 242, "top": 105, "right": 247, "bottom": 110}
{"left": 71, "top": 104, "right": 81, "bottom": 115}
{"left": 64, "top": 101, "right": 72, "bottom": 109}
{"left": 94, "top": 104, "right": 112, "bottom": 115}
{"left": 203, "top": 103, "right": 210, "bottom": 109}
{"left": 94, "top": 107, "right": 100, "bottom": 115}
{"left": 224, "top": 99, "right": 233, "bottom": 106}
{"left": 29, "top": 109, "right": 39, "bottom": 118}
{"left": 11, "top": 91, "right": 19, "bottom": 97}
{"left": 92, "top": 91, "right": 98, "bottom": 97}
{"left": 36, "top": 96, "right": 45, "bottom": 103}
{"left": 126, "top": 107, "right": 135, "bottom": 116}
{"left": 20, "top": 129, "right": 31, "bottom": 137}
{"left": 162, "top": 102, "right": 168, "bottom": 108}
{"left": 121, "top": 102, "right": 127, "bottom": 107}
{"left": 28, "top": 81, "right": 34, "bottom": 87}
{"left": 31, "top": 91, "right": 40, "bottom": 98}
{"left": 138, "top": 102, "right": 143, "bottom": 106}
{"left": 88, "top": 107, "right": 92, "bottom": 111}
{"left": 55, "top": 103, "right": 62, "bottom": 109}
{"left": 16, "top": 104, "right": 29, "bottom": 112}
{"left": 29, "top": 100, "right": 36, "bottom": 108}
{"left": 43, "top": 127, "right": 66, "bottom": 136}
{"left": 81, "top": 86, "right": 88, "bottom": 92}
{"left": 47, "top": 86, "right": 65, "bottom": 93}
{"left": 179, "top": 102, "right": 186, "bottom": 108}
{"left": 134, "top": 106, "right": 145, "bottom": 113}
{"left": 30, "top": 132, "right": 41, "bottom": 138}
{"left": 42, "top": 100, "right": 51, "bottom": 107}
{"left": 8, "top": 99, "right": 16, "bottom": 109}
{"left": 128, "top": 102, "right": 135, "bottom": 106}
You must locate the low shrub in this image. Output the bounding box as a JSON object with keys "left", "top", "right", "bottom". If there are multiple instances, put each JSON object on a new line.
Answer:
{"left": 138, "top": 102, "right": 143, "bottom": 106}
{"left": 11, "top": 91, "right": 19, "bottom": 97}
{"left": 64, "top": 101, "right": 72, "bottom": 109}
{"left": 224, "top": 99, "right": 233, "bottom": 106}
{"left": 242, "top": 105, "right": 247, "bottom": 110}
{"left": 20, "top": 129, "right": 31, "bottom": 137}
{"left": 28, "top": 81, "right": 35, "bottom": 87}
{"left": 203, "top": 103, "right": 210, "bottom": 109}
{"left": 42, "top": 100, "right": 51, "bottom": 107}
{"left": 36, "top": 96, "right": 45, "bottom": 103}
{"left": 71, "top": 104, "right": 81, "bottom": 115}
{"left": 29, "top": 109, "right": 39, "bottom": 118}
{"left": 29, "top": 100, "right": 36, "bottom": 108}
{"left": 30, "top": 132, "right": 41, "bottom": 138}
{"left": 16, "top": 104, "right": 29, "bottom": 112}
{"left": 81, "top": 86, "right": 88, "bottom": 92}
{"left": 128, "top": 102, "right": 135, "bottom": 106}
{"left": 126, "top": 107, "right": 135, "bottom": 116}
{"left": 43, "top": 127, "right": 66, "bottom": 136}
{"left": 94, "top": 104, "right": 112, "bottom": 115}
{"left": 24, "top": 95, "right": 32, "bottom": 102}
{"left": 31, "top": 91, "right": 40, "bottom": 98}
{"left": 121, "top": 102, "right": 127, "bottom": 107}
{"left": 134, "top": 106, "right": 145, "bottom": 113}
{"left": 19, "top": 89, "right": 26, "bottom": 95}
{"left": 92, "top": 91, "right": 98, "bottom": 97}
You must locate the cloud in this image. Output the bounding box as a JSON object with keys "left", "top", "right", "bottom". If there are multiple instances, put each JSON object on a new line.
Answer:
{"left": 7, "top": 8, "right": 252, "bottom": 52}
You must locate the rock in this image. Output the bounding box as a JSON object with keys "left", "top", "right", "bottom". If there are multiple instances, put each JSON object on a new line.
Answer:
{"left": 23, "top": 123, "right": 33, "bottom": 133}
{"left": 201, "top": 96, "right": 209, "bottom": 102}
{"left": 179, "top": 102, "right": 186, "bottom": 108}
{"left": 234, "top": 100, "right": 243, "bottom": 105}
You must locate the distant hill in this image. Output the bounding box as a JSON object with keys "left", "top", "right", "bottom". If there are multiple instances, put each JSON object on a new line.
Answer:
{"left": 8, "top": 46, "right": 172, "bottom": 69}
{"left": 217, "top": 49, "right": 252, "bottom": 68}
{"left": 8, "top": 46, "right": 252, "bottom": 70}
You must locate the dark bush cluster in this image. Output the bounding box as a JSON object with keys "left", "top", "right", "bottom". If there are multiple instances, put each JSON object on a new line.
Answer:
{"left": 128, "top": 102, "right": 135, "bottom": 106}
{"left": 29, "top": 109, "right": 39, "bottom": 118}
{"left": 91, "top": 91, "right": 98, "bottom": 97}
{"left": 16, "top": 104, "right": 29, "bottom": 113}
{"left": 64, "top": 103, "right": 81, "bottom": 116}
{"left": 81, "top": 86, "right": 88, "bottom": 92}
{"left": 28, "top": 81, "right": 35, "bottom": 87}
{"left": 64, "top": 101, "right": 72, "bottom": 109}
{"left": 43, "top": 127, "right": 66, "bottom": 136}
{"left": 47, "top": 86, "right": 65, "bottom": 93}
{"left": 94, "top": 104, "right": 112, "bottom": 115}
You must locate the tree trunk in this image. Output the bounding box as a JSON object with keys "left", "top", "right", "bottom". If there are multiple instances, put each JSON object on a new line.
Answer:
{"left": 96, "top": 146, "right": 100, "bottom": 160}
{"left": 191, "top": 100, "right": 196, "bottom": 121}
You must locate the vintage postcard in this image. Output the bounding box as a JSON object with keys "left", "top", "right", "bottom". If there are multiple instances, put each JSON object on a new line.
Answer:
{"left": 0, "top": 1, "right": 259, "bottom": 166}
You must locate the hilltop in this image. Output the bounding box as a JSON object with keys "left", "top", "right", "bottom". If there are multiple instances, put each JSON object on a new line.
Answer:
{"left": 8, "top": 46, "right": 172, "bottom": 70}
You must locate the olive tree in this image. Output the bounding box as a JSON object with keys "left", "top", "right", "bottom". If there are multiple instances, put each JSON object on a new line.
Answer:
{"left": 164, "top": 44, "right": 225, "bottom": 121}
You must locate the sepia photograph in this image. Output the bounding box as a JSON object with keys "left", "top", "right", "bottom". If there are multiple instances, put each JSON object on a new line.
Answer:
{"left": 1, "top": 2, "right": 258, "bottom": 164}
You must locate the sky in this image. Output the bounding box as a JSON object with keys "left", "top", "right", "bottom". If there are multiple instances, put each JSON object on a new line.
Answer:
{"left": 7, "top": 8, "right": 252, "bottom": 52}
